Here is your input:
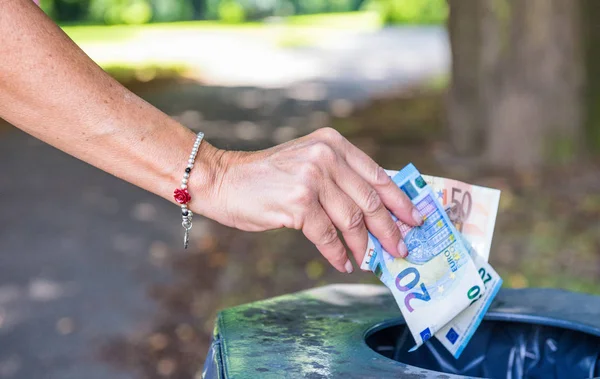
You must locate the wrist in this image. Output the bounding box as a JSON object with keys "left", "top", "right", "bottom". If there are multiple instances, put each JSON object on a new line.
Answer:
{"left": 179, "top": 138, "right": 228, "bottom": 218}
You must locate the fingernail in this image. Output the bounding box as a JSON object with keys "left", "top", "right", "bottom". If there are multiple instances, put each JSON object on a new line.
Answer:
{"left": 345, "top": 260, "right": 354, "bottom": 274}
{"left": 412, "top": 208, "right": 424, "bottom": 225}
{"left": 398, "top": 240, "right": 408, "bottom": 258}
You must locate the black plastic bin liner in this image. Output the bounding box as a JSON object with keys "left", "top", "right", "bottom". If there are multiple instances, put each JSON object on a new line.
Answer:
{"left": 366, "top": 320, "right": 600, "bottom": 379}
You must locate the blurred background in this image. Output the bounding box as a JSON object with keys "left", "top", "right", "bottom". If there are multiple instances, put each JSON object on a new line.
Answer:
{"left": 1, "top": 0, "right": 600, "bottom": 378}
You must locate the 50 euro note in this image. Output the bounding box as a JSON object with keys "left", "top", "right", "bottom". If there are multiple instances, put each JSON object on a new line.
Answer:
{"left": 384, "top": 171, "right": 501, "bottom": 261}
{"left": 420, "top": 174, "right": 501, "bottom": 262}
{"left": 360, "top": 163, "right": 485, "bottom": 350}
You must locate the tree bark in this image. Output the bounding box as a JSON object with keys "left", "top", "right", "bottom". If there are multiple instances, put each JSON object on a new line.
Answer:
{"left": 445, "top": 0, "right": 484, "bottom": 157}
{"left": 583, "top": 0, "right": 600, "bottom": 152}
{"left": 446, "top": 0, "right": 584, "bottom": 170}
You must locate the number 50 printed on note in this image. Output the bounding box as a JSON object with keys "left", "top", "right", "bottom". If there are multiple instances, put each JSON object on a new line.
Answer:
{"left": 421, "top": 175, "right": 501, "bottom": 262}
{"left": 361, "top": 164, "right": 485, "bottom": 350}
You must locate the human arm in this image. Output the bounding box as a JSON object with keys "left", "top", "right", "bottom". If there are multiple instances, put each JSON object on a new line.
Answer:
{"left": 0, "top": 0, "right": 219, "bottom": 211}
{"left": 0, "top": 0, "right": 423, "bottom": 273}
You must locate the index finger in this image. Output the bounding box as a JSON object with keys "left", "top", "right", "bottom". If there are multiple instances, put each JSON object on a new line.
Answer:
{"left": 341, "top": 141, "right": 423, "bottom": 227}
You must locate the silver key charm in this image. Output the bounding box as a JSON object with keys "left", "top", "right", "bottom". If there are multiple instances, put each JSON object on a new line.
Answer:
{"left": 182, "top": 212, "right": 193, "bottom": 249}
{"left": 183, "top": 227, "right": 190, "bottom": 249}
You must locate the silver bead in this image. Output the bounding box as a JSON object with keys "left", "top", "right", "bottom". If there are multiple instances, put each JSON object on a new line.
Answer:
{"left": 182, "top": 178, "right": 188, "bottom": 184}
{"left": 184, "top": 172, "right": 190, "bottom": 179}
{"left": 181, "top": 184, "right": 187, "bottom": 189}
{"left": 181, "top": 204, "right": 187, "bottom": 208}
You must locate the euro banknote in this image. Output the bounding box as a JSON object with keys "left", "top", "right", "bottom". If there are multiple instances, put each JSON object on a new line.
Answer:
{"left": 420, "top": 175, "right": 501, "bottom": 262}
{"left": 361, "top": 163, "right": 485, "bottom": 349}
{"left": 434, "top": 237, "right": 502, "bottom": 358}
{"left": 385, "top": 171, "right": 501, "bottom": 262}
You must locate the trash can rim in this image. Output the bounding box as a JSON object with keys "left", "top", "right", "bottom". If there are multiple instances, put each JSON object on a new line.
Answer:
{"left": 364, "top": 311, "right": 600, "bottom": 343}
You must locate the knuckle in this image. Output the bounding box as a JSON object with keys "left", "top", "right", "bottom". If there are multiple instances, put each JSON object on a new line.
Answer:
{"left": 308, "top": 142, "right": 336, "bottom": 163}
{"left": 346, "top": 208, "right": 365, "bottom": 231}
{"left": 332, "top": 254, "right": 347, "bottom": 266}
{"left": 291, "top": 184, "right": 314, "bottom": 207}
{"left": 363, "top": 189, "right": 383, "bottom": 215}
{"left": 281, "top": 213, "right": 299, "bottom": 230}
{"left": 373, "top": 165, "right": 391, "bottom": 186}
{"left": 381, "top": 221, "right": 401, "bottom": 241}
{"left": 320, "top": 225, "right": 339, "bottom": 246}
{"left": 325, "top": 249, "right": 346, "bottom": 266}
{"left": 315, "top": 127, "right": 342, "bottom": 142}
{"left": 297, "top": 161, "right": 321, "bottom": 183}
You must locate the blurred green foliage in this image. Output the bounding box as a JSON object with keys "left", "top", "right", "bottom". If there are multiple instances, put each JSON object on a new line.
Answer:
{"left": 218, "top": 0, "right": 246, "bottom": 23}
{"left": 39, "top": 0, "right": 447, "bottom": 25}
{"left": 362, "top": 0, "right": 447, "bottom": 25}
{"left": 102, "top": 63, "right": 189, "bottom": 84}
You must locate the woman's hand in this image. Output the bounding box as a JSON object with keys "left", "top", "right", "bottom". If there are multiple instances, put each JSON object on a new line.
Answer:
{"left": 195, "top": 128, "right": 423, "bottom": 273}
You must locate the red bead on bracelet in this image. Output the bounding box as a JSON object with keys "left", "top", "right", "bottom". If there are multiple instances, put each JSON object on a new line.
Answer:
{"left": 174, "top": 188, "right": 191, "bottom": 204}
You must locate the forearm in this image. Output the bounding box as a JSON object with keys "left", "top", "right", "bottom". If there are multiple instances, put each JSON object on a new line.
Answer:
{"left": 0, "top": 0, "right": 223, "bottom": 212}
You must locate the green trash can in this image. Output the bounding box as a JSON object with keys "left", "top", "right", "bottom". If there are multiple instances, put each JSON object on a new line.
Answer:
{"left": 202, "top": 284, "right": 600, "bottom": 378}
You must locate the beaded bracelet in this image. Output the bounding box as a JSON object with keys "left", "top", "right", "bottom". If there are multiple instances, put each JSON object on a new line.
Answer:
{"left": 173, "top": 132, "right": 204, "bottom": 249}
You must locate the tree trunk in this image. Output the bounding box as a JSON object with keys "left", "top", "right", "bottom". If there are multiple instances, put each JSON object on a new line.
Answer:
{"left": 445, "top": 0, "right": 485, "bottom": 157}
{"left": 446, "top": 0, "right": 584, "bottom": 171}
{"left": 191, "top": 0, "right": 207, "bottom": 20}
{"left": 583, "top": 0, "right": 600, "bottom": 152}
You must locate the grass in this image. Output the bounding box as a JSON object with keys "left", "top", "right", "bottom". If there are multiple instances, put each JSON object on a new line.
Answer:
{"left": 102, "top": 64, "right": 190, "bottom": 85}
{"left": 62, "top": 20, "right": 262, "bottom": 43}
{"left": 61, "top": 11, "right": 385, "bottom": 81}
{"left": 501, "top": 269, "right": 600, "bottom": 296}
{"left": 62, "top": 11, "right": 382, "bottom": 44}
{"left": 62, "top": 24, "right": 143, "bottom": 43}
{"left": 283, "top": 11, "right": 382, "bottom": 29}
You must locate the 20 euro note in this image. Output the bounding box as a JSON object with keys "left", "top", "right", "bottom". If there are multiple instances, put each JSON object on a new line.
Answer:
{"left": 361, "top": 163, "right": 485, "bottom": 349}
{"left": 434, "top": 235, "right": 502, "bottom": 358}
